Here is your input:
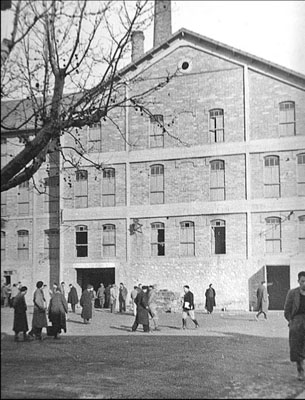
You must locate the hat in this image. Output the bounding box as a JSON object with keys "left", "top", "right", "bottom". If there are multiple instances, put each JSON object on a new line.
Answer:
{"left": 20, "top": 286, "right": 28, "bottom": 292}
{"left": 142, "top": 285, "right": 148, "bottom": 290}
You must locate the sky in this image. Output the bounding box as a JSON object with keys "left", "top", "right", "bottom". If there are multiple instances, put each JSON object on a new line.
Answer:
{"left": 1, "top": 1, "right": 305, "bottom": 75}
{"left": 144, "top": 1, "right": 305, "bottom": 75}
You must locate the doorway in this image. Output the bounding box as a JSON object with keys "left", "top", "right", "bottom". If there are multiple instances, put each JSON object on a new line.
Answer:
{"left": 266, "top": 265, "right": 290, "bottom": 310}
{"left": 76, "top": 268, "right": 115, "bottom": 294}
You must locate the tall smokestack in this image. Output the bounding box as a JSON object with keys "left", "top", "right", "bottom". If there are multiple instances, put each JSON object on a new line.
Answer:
{"left": 131, "top": 30, "right": 145, "bottom": 63}
{"left": 153, "top": 0, "right": 172, "bottom": 48}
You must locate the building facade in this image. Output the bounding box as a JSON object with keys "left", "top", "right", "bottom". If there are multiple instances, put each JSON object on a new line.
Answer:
{"left": 2, "top": 0, "right": 305, "bottom": 310}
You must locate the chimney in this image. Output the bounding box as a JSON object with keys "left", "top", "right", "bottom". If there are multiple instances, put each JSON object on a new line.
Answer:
{"left": 153, "top": 0, "right": 172, "bottom": 48}
{"left": 131, "top": 30, "right": 145, "bottom": 63}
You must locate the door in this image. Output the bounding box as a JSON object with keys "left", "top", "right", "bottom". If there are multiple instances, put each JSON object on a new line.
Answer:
{"left": 76, "top": 268, "right": 115, "bottom": 294}
{"left": 266, "top": 265, "right": 290, "bottom": 310}
{"left": 215, "top": 227, "right": 226, "bottom": 254}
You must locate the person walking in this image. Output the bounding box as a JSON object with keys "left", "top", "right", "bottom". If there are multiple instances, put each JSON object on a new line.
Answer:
{"left": 131, "top": 286, "right": 138, "bottom": 316}
{"left": 12, "top": 286, "right": 30, "bottom": 342}
{"left": 109, "top": 284, "right": 117, "bottom": 313}
{"left": 182, "top": 285, "right": 199, "bottom": 329}
{"left": 131, "top": 286, "right": 150, "bottom": 333}
{"left": 148, "top": 284, "right": 160, "bottom": 331}
{"left": 255, "top": 281, "right": 269, "bottom": 320}
{"left": 284, "top": 271, "right": 305, "bottom": 381}
{"left": 119, "top": 283, "right": 128, "bottom": 313}
{"left": 80, "top": 284, "right": 93, "bottom": 324}
{"left": 68, "top": 284, "right": 79, "bottom": 313}
{"left": 205, "top": 283, "right": 216, "bottom": 314}
{"left": 97, "top": 283, "right": 105, "bottom": 309}
{"left": 48, "top": 287, "right": 68, "bottom": 339}
{"left": 28, "top": 281, "right": 48, "bottom": 340}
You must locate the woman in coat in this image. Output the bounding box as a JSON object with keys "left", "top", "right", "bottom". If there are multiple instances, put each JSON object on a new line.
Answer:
{"left": 80, "top": 285, "right": 93, "bottom": 324}
{"left": 48, "top": 287, "right": 68, "bottom": 339}
{"left": 67, "top": 284, "right": 79, "bottom": 313}
{"left": 205, "top": 284, "right": 216, "bottom": 314}
{"left": 12, "top": 286, "right": 29, "bottom": 341}
{"left": 28, "top": 281, "right": 48, "bottom": 340}
{"left": 131, "top": 286, "right": 150, "bottom": 332}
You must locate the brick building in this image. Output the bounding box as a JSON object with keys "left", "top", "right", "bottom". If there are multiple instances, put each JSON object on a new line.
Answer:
{"left": 1, "top": 0, "right": 305, "bottom": 310}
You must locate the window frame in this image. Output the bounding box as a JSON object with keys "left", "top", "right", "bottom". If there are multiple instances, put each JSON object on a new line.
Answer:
{"left": 102, "top": 168, "right": 116, "bottom": 207}
{"left": 75, "top": 170, "right": 88, "bottom": 208}
{"left": 75, "top": 225, "right": 88, "bottom": 258}
{"left": 265, "top": 217, "right": 282, "bottom": 253}
{"left": 17, "top": 229, "right": 29, "bottom": 260}
{"left": 18, "top": 181, "right": 30, "bottom": 215}
{"left": 180, "top": 221, "right": 195, "bottom": 256}
{"left": 279, "top": 101, "right": 295, "bottom": 136}
{"left": 150, "top": 164, "right": 164, "bottom": 204}
{"left": 151, "top": 222, "right": 165, "bottom": 256}
{"left": 211, "top": 219, "right": 226, "bottom": 255}
{"left": 1, "top": 231, "right": 6, "bottom": 261}
{"left": 264, "top": 155, "right": 280, "bottom": 198}
{"left": 102, "top": 224, "right": 116, "bottom": 257}
{"left": 297, "top": 153, "right": 305, "bottom": 197}
{"left": 299, "top": 215, "right": 305, "bottom": 253}
{"left": 149, "top": 114, "right": 164, "bottom": 148}
{"left": 210, "top": 160, "right": 225, "bottom": 201}
{"left": 209, "top": 108, "right": 224, "bottom": 143}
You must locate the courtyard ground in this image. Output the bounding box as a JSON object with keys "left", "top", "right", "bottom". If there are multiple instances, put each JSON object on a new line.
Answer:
{"left": 1, "top": 306, "right": 305, "bottom": 399}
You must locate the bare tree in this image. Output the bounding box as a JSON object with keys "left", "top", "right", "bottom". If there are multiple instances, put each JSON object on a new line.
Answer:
{"left": 1, "top": 0, "right": 179, "bottom": 193}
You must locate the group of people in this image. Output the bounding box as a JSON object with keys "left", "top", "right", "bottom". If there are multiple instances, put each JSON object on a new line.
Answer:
{"left": 9, "top": 272, "right": 305, "bottom": 382}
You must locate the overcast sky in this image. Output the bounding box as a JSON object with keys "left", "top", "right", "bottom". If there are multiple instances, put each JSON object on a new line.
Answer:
{"left": 145, "top": 0, "right": 305, "bottom": 75}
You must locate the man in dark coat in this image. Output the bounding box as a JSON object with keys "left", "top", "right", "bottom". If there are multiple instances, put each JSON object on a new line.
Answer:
{"left": 80, "top": 284, "right": 93, "bottom": 324}
{"left": 28, "top": 281, "right": 48, "bottom": 340}
{"left": 284, "top": 271, "right": 305, "bottom": 381}
{"left": 12, "top": 286, "right": 29, "bottom": 342}
{"left": 131, "top": 286, "right": 150, "bottom": 332}
{"left": 205, "top": 283, "right": 216, "bottom": 314}
{"left": 48, "top": 287, "right": 68, "bottom": 339}
{"left": 182, "top": 285, "right": 199, "bottom": 329}
{"left": 255, "top": 281, "right": 269, "bottom": 320}
{"left": 119, "top": 282, "right": 128, "bottom": 313}
{"left": 68, "top": 284, "right": 79, "bottom": 313}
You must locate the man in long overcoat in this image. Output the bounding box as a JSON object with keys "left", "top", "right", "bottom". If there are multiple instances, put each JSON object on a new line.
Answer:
{"left": 12, "top": 286, "right": 29, "bottom": 341}
{"left": 255, "top": 281, "right": 269, "bottom": 320}
{"left": 68, "top": 284, "right": 79, "bottom": 313}
{"left": 48, "top": 287, "right": 68, "bottom": 339}
{"left": 28, "top": 281, "right": 48, "bottom": 340}
{"left": 80, "top": 284, "right": 93, "bottom": 324}
{"left": 205, "top": 283, "right": 216, "bottom": 314}
{"left": 131, "top": 286, "right": 150, "bottom": 332}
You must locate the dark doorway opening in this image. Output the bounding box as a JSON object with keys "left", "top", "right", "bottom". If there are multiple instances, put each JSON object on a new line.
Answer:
{"left": 76, "top": 268, "right": 115, "bottom": 294}
{"left": 266, "top": 265, "right": 290, "bottom": 310}
{"left": 215, "top": 226, "right": 226, "bottom": 254}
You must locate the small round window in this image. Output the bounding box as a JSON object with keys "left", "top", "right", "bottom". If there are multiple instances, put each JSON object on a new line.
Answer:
{"left": 178, "top": 59, "right": 192, "bottom": 73}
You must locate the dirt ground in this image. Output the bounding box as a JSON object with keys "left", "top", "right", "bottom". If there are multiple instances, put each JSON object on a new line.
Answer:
{"left": 1, "top": 307, "right": 304, "bottom": 399}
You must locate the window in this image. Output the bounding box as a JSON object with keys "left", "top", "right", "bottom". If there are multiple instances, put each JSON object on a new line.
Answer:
{"left": 1, "top": 190, "right": 7, "bottom": 216}
{"left": 102, "top": 224, "right": 116, "bottom": 257}
{"left": 75, "top": 170, "right": 88, "bottom": 208}
{"left": 44, "top": 175, "right": 59, "bottom": 213}
{"left": 149, "top": 115, "right": 164, "bottom": 148}
{"left": 1, "top": 231, "right": 6, "bottom": 260}
{"left": 76, "top": 225, "right": 88, "bottom": 257}
{"left": 102, "top": 168, "right": 115, "bottom": 207}
{"left": 151, "top": 222, "right": 165, "bottom": 256}
{"left": 180, "top": 221, "right": 195, "bottom": 256}
{"left": 150, "top": 164, "right": 164, "bottom": 204}
{"left": 279, "top": 101, "right": 295, "bottom": 136}
{"left": 297, "top": 153, "right": 305, "bottom": 196}
{"left": 299, "top": 216, "right": 305, "bottom": 253}
{"left": 17, "top": 230, "right": 29, "bottom": 260}
{"left": 209, "top": 109, "right": 224, "bottom": 143}
{"left": 44, "top": 229, "right": 59, "bottom": 259}
{"left": 88, "top": 123, "right": 101, "bottom": 152}
{"left": 211, "top": 220, "right": 226, "bottom": 254}
{"left": 264, "top": 156, "right": 280, "bottom": 198}
{"left": 1, "top": 138, "right": 7, "bottom": 166}
{"left": 265, "top": 217, "right": 281, "bottom": 253}
{"left": 210, "top": 160, "right": 225, "bottom": 201}
{"left": 18, "top": 181, "right": 30, "bottom": 215}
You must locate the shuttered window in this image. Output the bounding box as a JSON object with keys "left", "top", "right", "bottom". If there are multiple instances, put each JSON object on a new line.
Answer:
{"left": 210, "top": 160, "right": 225, "bottom": 201}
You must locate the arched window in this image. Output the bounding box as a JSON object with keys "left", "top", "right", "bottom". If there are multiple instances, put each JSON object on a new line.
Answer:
{"left": 17, "top": 230, "right": 29, "bottom": 260}
{"left": 150, "top": 164, "right": 164, "bottom": 204}
{"left": 44, "top": 229, "right": 59, "bottom": 260}
{"left": 149, "top": 114, "right": 164, "bottom": 148}
{"left": 180, "top": 221, "right": 195, "bottom": 256}
{"left": 102, "top": 224, "right": 116, "bottom": 257}
{"left": 18, "top": 181, "right": 29, "bottom": 215}
{"left": 297, "top": 153, "right": 305, "bottom": 196}
{"left": 75, "top": 170, "right": 88, "bottom": 208}
{"left": 102, "top": 168, "right": 115, "bottom": 207}
{"left": 209, "top": 109, "right": 224, "bottom": 143}
{"left": 264, "top": 156, "right": 280, "bottom": 198}
{"left": 299, "top": 216, "right": 305, "bottom": 253}
{"left": 88, "top": 122, "right": 101, "bottom": 152}
{"left": 210, "top": 160, "right": 225, "bottom": 201}
{"left": 151, "top": 222, "right": 165, "bottom": 256}
{"left": 265, "top": 217, "right": 281, "bottom": 253}
{"left": 279, "top": 101, "right": 295, "bottom": 136}
{"left": 211, "top": 220, "right": 226, "bottom": 254}
{"left": 75, "top": 225, "right": 88, "bottom": 257}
